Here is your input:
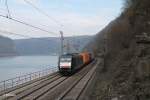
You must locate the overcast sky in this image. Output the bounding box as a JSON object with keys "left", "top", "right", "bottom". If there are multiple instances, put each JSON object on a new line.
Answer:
{"left": 0, "top": 0, "right": 123, "bottom": 39}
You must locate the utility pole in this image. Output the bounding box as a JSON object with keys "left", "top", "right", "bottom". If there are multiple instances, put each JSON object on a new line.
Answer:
{"left": 60, "top": 31, "right": 64, "bottom": 56}
{"left": 66, "top": 40, "right": 71, "bottom": 54}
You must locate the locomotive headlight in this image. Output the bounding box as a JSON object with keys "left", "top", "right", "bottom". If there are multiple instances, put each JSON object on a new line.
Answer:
{"left": 60, "top": 62, "right": 71, "bottom": 68}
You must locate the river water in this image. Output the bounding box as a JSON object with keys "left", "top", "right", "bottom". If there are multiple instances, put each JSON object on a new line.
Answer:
{"left": 0, "top": 55, "right": 58, "bottom": 81}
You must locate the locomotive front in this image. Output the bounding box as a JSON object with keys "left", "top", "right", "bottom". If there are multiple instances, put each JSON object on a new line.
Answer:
{"left": 58, "top": 55, "right": 72, "bottom": 74}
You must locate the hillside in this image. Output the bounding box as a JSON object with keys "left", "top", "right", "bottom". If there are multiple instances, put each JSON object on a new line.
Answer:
{"left": 0, "top": 35, "right": 16, "bottom": 57}
{"left": 14, "top": 35, "right": 92, "bottom": 55}
{"left": 87, "top": 0, "right": 150, "bottom": 100}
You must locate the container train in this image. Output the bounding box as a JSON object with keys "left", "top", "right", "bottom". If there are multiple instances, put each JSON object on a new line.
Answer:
{"left": 58, "top": 52, "right": 93, "bottom": 75}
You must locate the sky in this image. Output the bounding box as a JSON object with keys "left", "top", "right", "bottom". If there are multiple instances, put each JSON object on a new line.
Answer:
{"left": 0, "top": 0, "right": 123, "bottom": 39}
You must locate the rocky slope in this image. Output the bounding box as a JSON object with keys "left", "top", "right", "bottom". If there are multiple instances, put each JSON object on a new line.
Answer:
{"left": 87, "top": 0, "right": 150, "bottom": 100}
{"left": 0, "top": 35, "right": 16, "bottom": 57}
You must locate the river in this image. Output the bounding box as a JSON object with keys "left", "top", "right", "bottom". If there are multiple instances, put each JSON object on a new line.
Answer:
{"left": 0, "top": 55, "right": 58, "bottom": 81}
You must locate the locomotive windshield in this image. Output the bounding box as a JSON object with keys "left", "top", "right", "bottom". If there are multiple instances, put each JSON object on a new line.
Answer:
{"left": 60, "top": 57, "right": 72, "bottom": 62}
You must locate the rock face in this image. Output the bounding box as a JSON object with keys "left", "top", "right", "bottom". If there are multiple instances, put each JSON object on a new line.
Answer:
{"left": 87, "top": 0, "right": 150, "bottom": 100}
{"left": 0, "top": 35, "right": 16, "bottom": 57}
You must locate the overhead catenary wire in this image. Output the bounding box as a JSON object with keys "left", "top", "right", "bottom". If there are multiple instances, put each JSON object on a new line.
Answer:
{"left": 0, "top": 29, "right": 32, "bottom": 38}
{"left": 0, "top": 1, "right": 5, "bottom": 13}
{"left": 0, "top": 14, "right": 57, "bottom": 35}
{"left": 23, "top": 0, "right": 63, "bottom": 27}
{"left": 5, "top": 0, "right": 11, "bottom": 18}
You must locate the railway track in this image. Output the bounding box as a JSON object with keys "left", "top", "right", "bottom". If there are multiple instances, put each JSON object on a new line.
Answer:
{"left": 0, "top": 73, "right": 60, "bottom": 99}
{"left": 1, "top": 59, "right": 99, "bottom": 100}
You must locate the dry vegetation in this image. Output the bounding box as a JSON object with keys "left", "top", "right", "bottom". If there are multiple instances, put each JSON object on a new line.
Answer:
{"left": 88, "top": 0, "right": 150, "bottom": 100}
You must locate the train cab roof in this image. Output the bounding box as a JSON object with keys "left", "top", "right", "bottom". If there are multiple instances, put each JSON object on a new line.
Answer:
{"left": 60, "top": 53, "right": 79, "bottom": 57}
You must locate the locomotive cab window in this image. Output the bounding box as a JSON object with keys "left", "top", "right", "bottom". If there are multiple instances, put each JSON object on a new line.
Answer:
{"left": 60, "top": 58, "right": 72, "bottom": 62}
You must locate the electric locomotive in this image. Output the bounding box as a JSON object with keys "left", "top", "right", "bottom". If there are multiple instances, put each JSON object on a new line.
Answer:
{"left": 58, "top": 52, "right": 92, "bottom": 75}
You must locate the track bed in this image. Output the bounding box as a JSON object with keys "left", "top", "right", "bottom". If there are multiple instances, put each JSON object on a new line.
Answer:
{"left": 1, "top": 60, "right": 99, "bottom": 100}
